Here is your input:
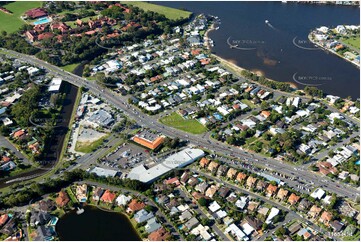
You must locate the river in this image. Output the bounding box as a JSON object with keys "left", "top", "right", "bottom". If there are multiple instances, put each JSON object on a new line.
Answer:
{"left": 156, "top": 1, "right": 360, "bottom": 98}
{"left": 56, "top": 206, "right": 141, "bottom": 241}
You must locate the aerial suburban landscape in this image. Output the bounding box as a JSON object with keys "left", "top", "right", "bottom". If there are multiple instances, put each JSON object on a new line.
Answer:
{"left": 0, "top": 0, "right": 359, "bottom": 241}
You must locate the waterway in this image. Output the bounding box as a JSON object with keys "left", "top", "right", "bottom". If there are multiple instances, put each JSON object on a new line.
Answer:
{"left": 156, "top": 1, "right": 360, "bottom": 98}
{"left": 0, "top": 81, "right": 78, "bottom": 188}
{"left": 56, "top": 206, "right": 141, "bottom": 241}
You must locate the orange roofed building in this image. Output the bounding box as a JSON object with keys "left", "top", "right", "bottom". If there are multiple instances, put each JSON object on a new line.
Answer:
{"left": 100, "top": 190, "right": 116, "bottom": 203}
{"left": 55, "top": 190, "right": 70, "bottom": 207}
{"left": 132, "top": 131, "right": 165, "bottom": 150}
{"left": 127, "top": 199, "right": 145, "bottom": 213}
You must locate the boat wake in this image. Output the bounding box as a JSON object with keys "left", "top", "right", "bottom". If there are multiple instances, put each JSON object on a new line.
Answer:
{"left": 226, "top": 36, "right": 256, "bottom": 50}
{"left": 265, "top": 20, "right": 279, "bottom": 31}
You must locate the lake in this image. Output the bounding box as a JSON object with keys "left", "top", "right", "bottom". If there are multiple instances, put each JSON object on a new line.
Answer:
{"left": 155, "top": 1, "right": 360, "bottom": 98}
{"left": 56, "top": 206, "right": 141, "bottom": 241}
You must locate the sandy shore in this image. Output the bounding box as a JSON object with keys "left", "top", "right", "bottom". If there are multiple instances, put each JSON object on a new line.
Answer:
{"left": 211, "top": 53, "right": 299, "bottom": 90}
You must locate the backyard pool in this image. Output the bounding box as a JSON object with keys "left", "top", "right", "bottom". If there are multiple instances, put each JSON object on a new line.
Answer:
{"left": 34, "top": 16, "right": 52, "bottom": 25}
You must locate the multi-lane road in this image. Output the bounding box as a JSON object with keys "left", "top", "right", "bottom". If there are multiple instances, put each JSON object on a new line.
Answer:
{"left": 0, "top": 48, "right": 359, "bottom": 200}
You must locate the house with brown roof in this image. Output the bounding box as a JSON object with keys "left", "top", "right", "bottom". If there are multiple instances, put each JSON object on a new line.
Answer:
{"left": 208, "top": 161, "right": 219, "bottom": 172}
{"left": 164, "top": 177, "right": 180, "bottom": 186}
{"left": 12, "top": 130, "right": 25, "bottom": 139}
{"left": 260, "top": 110, "right": 271, "bottom": 118}
{"left": 25, "top": 30, "right": 38, "bottom": 42}
{"left": 192, "top": 191, "right": 204, "bottom": 201}
{"left": 319, "top": 211, "right": 333, "bottom": 225}
{"left": 276, "top": 188, "right": 289, "bottom": 200}
{"left": 199, "top": 157, "right": 210, "bottom": 168}
{"left": 180, "top": 171, "right": 190, "bottom": 184}
{"left": 256, "top": 180, "right": 267, "bottom": 191}
{"left": 100, "top": 190, "right": 116, "bottom": 203}
{"left": 195, "top": 182, "right": 209, "bottom": 194}
{"left": 226, "top": 168, "right": 237, "bottom": 179}
{"left": 24, "top": 8, "right": 47, "bottom": 19}
{"left": 38, "top": 32, "right": 54, "bottom": 41}
{"left": 236, "top": 172, "right": 247, "bottom": 183}
{"left": 266, "top": 184, "right": 278, "bottom": 197}
{"left": 55, "top": 190, "right": 69, "bottom": 207}
{"left": 92, "top": 187, "right": 104, "bottom": 201}
{"left": 308, "top": 205, "right": 322, "bottom": 219}
{"left": 205, "top": 185, "right": 218, "bottom": 198}
{"left": 148, "top": 228, "right": 170, "bottom": 241}
{"left": 217, "top": 165, "right": 228, "bottom": 177}
{"left": 127, "top": 199, "right": 145, "bottom": 213}
{"left": 288, "top": 193, "right": 300, "bottom": 205}
{"left": 187, "top": 177, "right": 199, "bottom": 186}
{"left": 246, "top": 176, "right": 257, "bottom": 188}
{"left": 298, "top": 199, "right": 311, "bottom": 211}
{"left": 51, "top": 22, "right": 70, "bottom": 33}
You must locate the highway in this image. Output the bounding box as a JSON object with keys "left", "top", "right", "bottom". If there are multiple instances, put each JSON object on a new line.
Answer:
{"left": 1, "top": 48, "right": 358, "bottom": 200}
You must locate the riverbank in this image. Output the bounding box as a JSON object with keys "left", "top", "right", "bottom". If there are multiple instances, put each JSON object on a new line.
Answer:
{"left": 308, "top": 33, "right": 360, "bottom": 69}
{"left": 211, "top": 53, "right": 299, "bottom": 90}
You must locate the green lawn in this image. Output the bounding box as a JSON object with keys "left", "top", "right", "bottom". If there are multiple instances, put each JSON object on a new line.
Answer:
{"left": 159, "top": 112, "right": 207, "bottom": 134}
{"left": 120, "top": 1, "right": 192, "bottom": 20}
{"left": 0, "top": 1, "right": 42, "bottom": 33}
{"left": 60, "top": 63, "right": 80, "bottom": 73}
{"left": 341, "top": 35, "right": 360, "bottom": 50}
{"left": 75, "top": 135, "right": 109, "bottom": 153}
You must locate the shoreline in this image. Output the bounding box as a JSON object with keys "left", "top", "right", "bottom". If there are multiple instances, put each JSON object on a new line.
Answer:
{"left": 211, "top": 53, "right": 299, "bottom": 91}
{"left": 308, "top": 33, "right": 360, "bottom": 69}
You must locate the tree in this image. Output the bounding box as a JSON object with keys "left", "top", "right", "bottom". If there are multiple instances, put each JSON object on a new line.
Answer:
{"left": 198, "top": 197, "right": 208, "bottom": 207}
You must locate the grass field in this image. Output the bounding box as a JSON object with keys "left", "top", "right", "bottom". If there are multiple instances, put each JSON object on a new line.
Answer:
{"left": 159, "top": 112, "right": 207, "bottom": 134}
{"left": 0, "top": 1, "right": 42, "bottom": 33}
{"left": 61, "top": 63, "right": 80, "bottom": 73}
{"left": 120, "top": 1, "right": 192, "bottom": 20}
{"left": 341, "top": 35, "right": 360, "bottom": 50}
{"left": 75, "top": 135, "right": 108, "bottom": 153}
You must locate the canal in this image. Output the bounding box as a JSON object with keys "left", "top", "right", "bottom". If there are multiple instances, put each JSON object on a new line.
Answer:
{"left": 0, "top": 81, "right": 78, "bottom": 188}
{"left": 56, "top": 206, "right": 141, "bottom": 241}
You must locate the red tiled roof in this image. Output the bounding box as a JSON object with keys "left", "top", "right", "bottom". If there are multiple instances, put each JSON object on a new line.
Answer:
{"left": 127, "top": 199, "right": 145, "bottom": 212}
{"left": 100, "top": 190, "right": 116, "bottom": 203}
{"left": 0, "top": 214, "right": 9, "bottom": 226}
{"left": 56, "top": 190, "right": 69, "bottom": 207}
{"left": 25, "top": 8, "right": 47, "bottom": 19}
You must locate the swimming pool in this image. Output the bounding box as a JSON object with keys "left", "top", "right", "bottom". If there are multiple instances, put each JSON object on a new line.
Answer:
{"left": 34, "top": 17, "right": 52, "bottom": 25}
{"left": 355, "top": 160, "right": 360, "bottom": 165}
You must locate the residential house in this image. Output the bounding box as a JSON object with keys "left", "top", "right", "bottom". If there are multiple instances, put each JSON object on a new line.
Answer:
{"left": 276, "top": 188, "right": 289, "bottom": 200}
{"left": 127, "top": 199, "right": 145, "bottom": 213}
{"left": 92, "top": 187, "right": 104, "bottom": 201}
{"left": 199, "top": 157, "right": 210, "bottom": 168}
{"left": 188, "top": 177, "right": 199, "bottom": 186}
{"left": 245, "top": 216, "right": 262, "bottom": 231}
{"left": 217, "top": 165, "right": 228, "bottom": 177}
{"left": 226, "top": 168, "right": 237, "bottom": 179}
{"left": 330, "top": 220, "right": 344, "bottom": 232}
{"left": 38, "top": 200, "right": 55, "bottom": 212}
{"left": 134, "top": 209, "right": 154, "bottom": 223}
{"left": 116, "top": 194, "right": 132, "bottom": 206}
{"left": 298, "top": 199, "right": 311, "bottom": 211}
{"left": 148, "top": 228, "right": 170, "bottom": 241}
{"left": 319, "top": 211, "right": 333, "bottom": 225}
{"left": 180, "top": 171, "right": 190, "bottom": 184}
{"left": 205, "top": 185, "right": 217, "bottom": 198}
{"left": 185, "top": 217, "right": 200, "bottom": 231}
{"left": 256, "top": 180, "right": 267, "bottom": 191}
{"left": 236, "top": 172, "right": 247, "bottom": 183}
{"left": 266, "top": 184, "right": 278, "bottom": 197}
{"left": 100, "top": 190, "right": 116, "bottom": 204}
{"left": 145, "top": 217, "right": 162, "bottom": 233}
{"left": 195, "top": 182, "right": 209, "bottom": 194}
{"left": 55, "top": 190, "right": 69, "bottom": 207}
{"left": 217, "top": 186, "right": 230, "bottom": 197}
{"left": 75, "top": 184, "right": 87, "bottom": 203}
{"left": 246, "top": 176, "right": 257, "bottom": 188}
{"left": 308, "top": 205, "right": 322, "bottom": 219}
{"left": 288, "top": 193, "right": 300, "bottom": 205}
{"left": 208, "top": 161, "right": 219, "bottom": 172}
{"left": 179, "top": 210, "right": 193, "bottom": 222}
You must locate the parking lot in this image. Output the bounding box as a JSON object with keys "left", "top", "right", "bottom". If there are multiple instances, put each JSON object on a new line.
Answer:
{"left": 100, "top": 142, "right": 150, "bottom": 170}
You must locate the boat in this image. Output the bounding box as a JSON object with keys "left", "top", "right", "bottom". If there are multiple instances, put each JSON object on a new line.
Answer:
{"left": 265, "top": 20, "right": 269, "bottom": 24}
{"left": 76, "top": 207, "right": 84, "bottom": 215}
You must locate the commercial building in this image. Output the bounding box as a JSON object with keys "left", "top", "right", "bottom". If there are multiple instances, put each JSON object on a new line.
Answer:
{"left": 127, "top": 148, "right": 205, "bottom": 183}
{"left": 48, "top": 78, "right": 62, "bottom": 93}
{"left": 132, "top": 131, "right": 165, "bottom": 150}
